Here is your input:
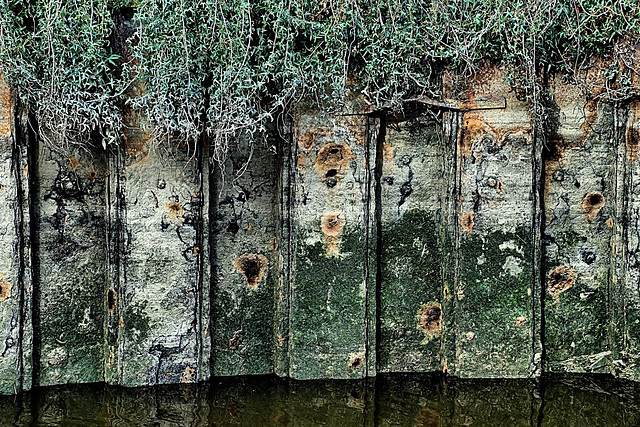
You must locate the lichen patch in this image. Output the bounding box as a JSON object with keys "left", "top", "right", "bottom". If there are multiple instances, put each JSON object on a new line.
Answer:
{"left": 548, "top": 266, "right": 576, "bottom": 300}
{"left": 582, "top": 191, "right": 605, "bottom": 220}
{"left": 417, "top": 302, "right": 442, "bottom": 343}
{"left": 233, "top": 253, "right": 268, "bottom": 290}
{"left": 0, "top": 275, "right": 10, "bottom": 301}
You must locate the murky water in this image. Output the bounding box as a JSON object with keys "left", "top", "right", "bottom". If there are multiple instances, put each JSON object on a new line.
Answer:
{"left": 1, "top": 374, "right": 639, "bottom": 426}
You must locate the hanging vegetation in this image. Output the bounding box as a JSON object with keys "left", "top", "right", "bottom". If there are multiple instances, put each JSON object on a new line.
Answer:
{"left": 0, "top": 0, "right": 639, "bottom": 158}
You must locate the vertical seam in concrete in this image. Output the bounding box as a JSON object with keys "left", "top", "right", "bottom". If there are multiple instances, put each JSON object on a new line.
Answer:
{"left": 11, "top": 99, "right": 26, "bottom": 393}
{"left": 531, "top": 99, "right": 545, "bottom": 378}
{"left": 373, "top": 114, "right": 385, "bottom": 375}
{"left": 195, "top": 142, "right": 205, "bottom": 380}
{"left": 611, "top": 101, "right": 630, "bottom": 371}
{"left": 443, "top": 110, "right": 462, "bottom": 375}
{"left": 25, "top": 110, "right": 40, "bottom": 388}
{"left": 286, "top": 118, "right": 296, "bottom": 377}
{"left": 208, "top": 156, "right": 218, "bottom": 374}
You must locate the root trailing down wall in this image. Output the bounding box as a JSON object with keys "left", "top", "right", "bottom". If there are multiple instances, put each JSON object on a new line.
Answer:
{"left": 3, "top": 62, "right": 640, "bottom": 392}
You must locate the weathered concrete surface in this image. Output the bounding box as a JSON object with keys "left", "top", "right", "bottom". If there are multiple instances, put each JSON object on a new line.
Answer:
{"left": 210, "top": 133, "right": 279, "bottom": 376}
{"left": 449, "top": 68, "right": 539, "bottom": 378}
{"left": 378, "top": 114, "right": 446, "bottom": 373}
{"left": 543, "top": 77, "right": 615, "bottom": 374}
{"left": 622, "top": 97, "right": 640, "bottom": 381}
{"left": 285, "top": 97, "right": 376, "bottom": 379}
{"left": 0, "top": 75, "right": 32, "bottom": 394}
{"left": 8, "top": 60, "right": 640, "bottom": 393}
{"left": 110, "top": 126, "right": 206, "bottom": 386}
{"left": 32, "top": 144, "right": 108, "bottom": 387}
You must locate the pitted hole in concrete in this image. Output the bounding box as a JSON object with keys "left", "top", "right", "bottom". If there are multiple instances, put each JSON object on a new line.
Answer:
{"left": 0, "top": 276, "right": 10, "bottom": 301}
{"left": 314, "top": 143, "right": 354, "bottom": 180}
{"left": 229, "top": 331, "right": 243, "bottom": 350}
{"left": 582, "top": 191, "right": 605, "bottom": 220}
{"left": 552, "top": 170, "right": 565, "bottom": 182}
{"left": 461, "top": 212, "right": 474, "bottom": 234}
{"left": 582, "top": 250, "right": 597, "bottom": 265}
{"left": 548, "top": 266, "right": 576, "bottom": 300}
{"left": 107, "top": 288, "right": 117, "bottom": 313}
{"left": 227, "top": 220, "right": 240, "bottom": 234}
{"left": 233, "top": 254, "right": 268, "bottom": 290}
{"left": 325, "top": 169, "right": 339, "bottom": 188}
{"left": 417, "top": 302, "right": 442, "bottom": 342}
{"left": 348, "top": 352, "right": 365, "bottom": 371}
{"left": 321, "top": 212, "right": 346, "bottom": 237}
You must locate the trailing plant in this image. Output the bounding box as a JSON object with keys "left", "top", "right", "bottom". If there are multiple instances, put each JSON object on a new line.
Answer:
{"left": 0, "top": 0, "right": 639, "bottom": 158}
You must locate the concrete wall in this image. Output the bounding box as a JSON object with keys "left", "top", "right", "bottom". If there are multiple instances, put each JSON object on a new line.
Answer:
{"left": 4, "top": 57, "right": 640, "bottom": 392}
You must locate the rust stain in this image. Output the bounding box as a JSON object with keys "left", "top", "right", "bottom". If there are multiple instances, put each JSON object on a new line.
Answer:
{"left": 321, "top": 211, "right": 346, "bottom": 237}
{"left": 165, "top": 202, "right": 184, "bottom": 224}
{"left": 0, "top": 75, "right": 11, "bottom": 137}
{"left": 516, "top": 316, "right": 527, "bottom": 326}
{"left": 321, "top": 211, "right": 346, "bottom": 256}
{"left": 229, "top": 331, "right": 243, "bottom": 350}
{"left": 548, "top": 266, "right": 575, "bottom": 300}
{"left": 298, "top": 129, "right": 326, "bottom": 151}
{"left": 606, "top": 216, "right": 614, "bottom": 228}
{"left": 382, "top": 143, "right": 394, "bottom": 159}
{"left": 233, "top": 253, "right": 268, "bottom": 290}
{"left": 461, "top": 212, "right": 474, "bottom": 234}
{"left": 345, "top": 116, "right": 366, "bottom": 145}
{"left": 313, "top": 143, "right": 354, "bottom": 183}
{"left": 278, "top": 335, "right": 283, "bottom": 346}
{"left": 296, "top": 153, "right": 307, "bottom": 170}
{"left": 496, "top": 179, "right": 505, "bottom": 194}
{"left": 87, "top": 169, "right": 98, "bottom": 182}
{"left": 460, "top": 118, "right": 487, "bottom": 157}
{"left": 107, "top": 288, "right": 117, "bottom": 313}
{"left": 417, "top": 302, "right": 442, "bottom": 343}
{"left": 119, "top": 317, "right": 124, "bottom": 328}
{"left": 0, "top": 275, "right": 10, "bottom": 301}
{"left": 180, "top": 366, "right": 195, "bottom": 383}
{"left": 66, "top": 157, "right": 81, "bottom": 171}
{"left": 582, "top": 191, "right": 605, "bottom": 221}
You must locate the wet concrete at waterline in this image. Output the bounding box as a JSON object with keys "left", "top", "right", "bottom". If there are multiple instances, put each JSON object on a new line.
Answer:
{"left": 1, "top": 374, "right": 639, "bottom": 426}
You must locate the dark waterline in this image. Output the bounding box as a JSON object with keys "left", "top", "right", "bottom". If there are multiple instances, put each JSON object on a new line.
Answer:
{"left": 2, "top": 374, "right": 640, "bottom": 426}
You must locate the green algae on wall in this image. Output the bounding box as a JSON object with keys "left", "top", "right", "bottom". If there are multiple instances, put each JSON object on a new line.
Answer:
{"left": 543, "top": 82, "right": 616, "bottom": 374}
{"left": 210, "top": 134, "right": 279, "bottom": 376}
{"left": 378, "top": 115, "right": 446, "bottom": 373}
{"left": 286, "top": 101, "right": 376, "bottom": 379}
{"left": 33, "top": 146, "right": 108, "bottom": 387}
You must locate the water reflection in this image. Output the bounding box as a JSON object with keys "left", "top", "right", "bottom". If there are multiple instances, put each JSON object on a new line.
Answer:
{"left": 1, "top": 374, "right": 639, "bottom": 426}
